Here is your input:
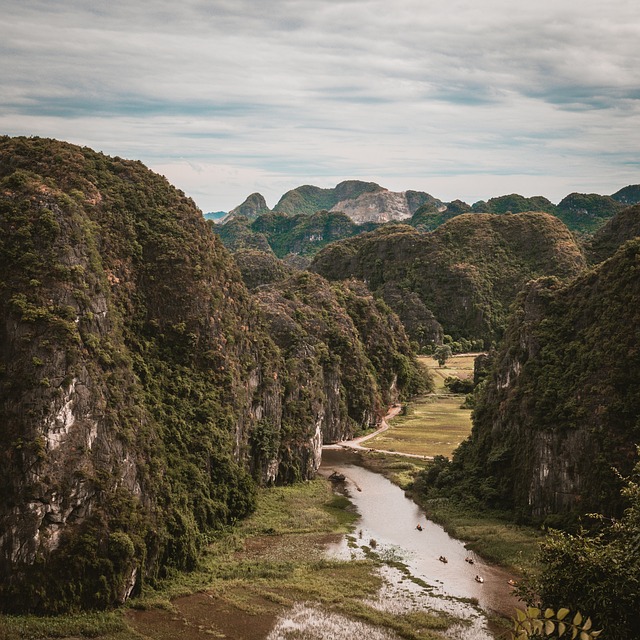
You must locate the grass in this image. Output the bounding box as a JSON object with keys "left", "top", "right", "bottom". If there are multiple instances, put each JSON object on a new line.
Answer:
{"left": 417, "top": 500, "right": 544, "bottom": 575}
{"left": 1, "top": 477, "right": 459, "bottom": 640}
{"left": 363, "top": 354, "right": 475, "bottom": 458}
{"left": 423, "top": 354, "right": 476, "bottom": 393}
{"left": 367, "top": 395, "right": 472, "bottom": 458}
{"left": 0, "top": 611, "right": 131, "bottom": 640}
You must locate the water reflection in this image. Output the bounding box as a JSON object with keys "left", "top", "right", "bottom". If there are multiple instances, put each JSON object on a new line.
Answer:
{"left": 267, "top": 449, "right": 523, "bottom": 639}
{"left": 321, "top": 449, "right": 521, "bottom": 618}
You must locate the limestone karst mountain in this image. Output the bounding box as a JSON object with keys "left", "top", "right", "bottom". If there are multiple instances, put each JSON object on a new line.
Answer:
{"left": 310, "top": 212, "right": 586, "bottom": 346}
{"left": 434, "top": 237, "right": 640, "bottom": 521}
{"left": 0, "top": 136, "right": 422, "bottom": 613}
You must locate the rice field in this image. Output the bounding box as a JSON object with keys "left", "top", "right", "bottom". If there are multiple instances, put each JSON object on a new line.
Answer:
{"left": 362, "top": 354, "right": 478, "bottom": 458}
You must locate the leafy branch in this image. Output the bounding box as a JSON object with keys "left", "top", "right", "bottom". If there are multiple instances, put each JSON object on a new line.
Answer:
{"left": 511, "top": 607, "right": 602, "bottom": 639}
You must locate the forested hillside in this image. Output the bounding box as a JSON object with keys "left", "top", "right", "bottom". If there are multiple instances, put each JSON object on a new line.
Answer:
{"left": 427, "top": 238, "right": 640, "bottom": 522}
{"left": 587, "top": 203, "right": 640, "bottom": 264}
{"left": 310, "top": 213, "right": 586, "bottom": 346}
{"left": 0, "top": 136, "right": 422, "bottom": 613}
{"left": 216, "top": 209, "right": 378, "bottom": 260}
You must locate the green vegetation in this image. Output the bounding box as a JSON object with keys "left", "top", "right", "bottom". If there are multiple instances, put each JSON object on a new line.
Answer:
{"left": 510, "top": 607, "right": 602, "bottom": 639}
{"left": 473, "top": 194, "right": 557, "bottom": 215}
{"left": 515, "top": 457, "right": 640, "bottom": 640}
{"left": 215, "top": 209, "right": 379, "bottom": 259}
{"left": 433, "top": 344, "right": 452, "bottom": 367}
{"left": 432, "top": 240, "right": 640, "bottom": 524}
{"left": 311, "top": 212, "right": 585, "bottom": 345}
{"left": 0, "top": 477, "right": 456, "bottom": 640}
{"left": 555, "top": 192, "right": 624, "bottom": 235}
{"left": 587, "top": 203, "right": 640, "bottom": 264}
{"left": 408, "top": 199, "right": 471, "bottom": 232}
{"left": 272, "top": 180, "right": 383, "bottom": 216}
{"left": 0, "top": 137, "right": 424, "bottom": 614}
{"left": 611, "top": 183, "right": 640, "bottom": 206}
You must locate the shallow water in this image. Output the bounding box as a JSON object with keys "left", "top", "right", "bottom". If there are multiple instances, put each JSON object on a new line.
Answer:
{"left": 321, "top": 449, "right": 521, "bottom": 619}
{"left": 321, "top": 450, "right": 518, "bottom": 638}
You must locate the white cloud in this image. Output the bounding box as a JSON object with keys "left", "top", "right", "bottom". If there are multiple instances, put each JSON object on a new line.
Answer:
{"left": 1, "top": 0, "right": 639, "bottom": 211}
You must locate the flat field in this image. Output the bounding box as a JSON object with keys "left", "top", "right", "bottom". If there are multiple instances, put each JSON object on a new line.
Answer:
{"left": 362, "top": 354, "right": 477, "bottom": 458}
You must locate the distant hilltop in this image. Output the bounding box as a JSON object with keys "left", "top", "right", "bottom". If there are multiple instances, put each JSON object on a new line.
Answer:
{"left": 210, "top": 179, "right": 640, "bottom": 232}
{"left": 203, "top": 210, "right": 227, "bottom": 222}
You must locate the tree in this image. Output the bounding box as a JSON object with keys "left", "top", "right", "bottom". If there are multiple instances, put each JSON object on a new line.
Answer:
{"left": 517, "top": 455, "right": 640, "bottom": 639}
{"left": 434, "top": 344, "right": 452, "bottom": 367}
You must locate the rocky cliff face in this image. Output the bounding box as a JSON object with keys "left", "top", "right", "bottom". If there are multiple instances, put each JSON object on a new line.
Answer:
{"left": 0, "top": 137, "right": 423, "bottom": 613}
{"left": 329, "top": 189, "right": 443, "bottom": 224}
{"left": 454, "top": 240, "right": 640, "bottom": 521}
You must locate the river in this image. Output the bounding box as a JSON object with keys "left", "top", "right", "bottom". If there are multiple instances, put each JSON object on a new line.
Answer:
{"left": 267, "top": 448, "right": 522, "bottom": 640}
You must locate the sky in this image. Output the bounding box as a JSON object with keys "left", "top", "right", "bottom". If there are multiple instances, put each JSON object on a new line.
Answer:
{"left": 2, "top": 0, "right": 639, "bottom": 213}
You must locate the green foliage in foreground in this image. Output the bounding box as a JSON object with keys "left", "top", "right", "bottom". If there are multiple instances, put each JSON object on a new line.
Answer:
{"left": 516, "top": 457, "right": 640, "bottom": 640}
{"left": 511, "top": 607, "right": 601, "bottom": 639}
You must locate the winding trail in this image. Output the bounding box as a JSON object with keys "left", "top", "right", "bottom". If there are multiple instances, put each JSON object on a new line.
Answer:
{"left": 323, "top": 405, "right": 434, "bottom": 460}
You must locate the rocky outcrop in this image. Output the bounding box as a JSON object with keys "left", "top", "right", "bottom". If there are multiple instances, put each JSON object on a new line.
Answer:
{"left": 453, "top": 240, "right": 640, "bottom": 521}
{"left": 330, "top": 189, "right": 443, "bottom": 224}
{"left": 0, "top": 137, "right": 423, "bottom": 613}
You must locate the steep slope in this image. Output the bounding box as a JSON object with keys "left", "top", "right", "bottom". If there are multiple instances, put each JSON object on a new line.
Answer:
{"left": 587, "top": 203, "right": 640, "bottom": 264}
{"left": 611, "top": 183, "right": 640, "bottom": 206}
{"left": 555, "top": 192, "right": 624, "bottom": 234}
{"left": 255, "top": 273, "right": 426, "bottom": 446}
{"left": 273, "top": 180, "right": 383, "bottom": 216}
{"left": 311, "top": 213, "right": 585, "bottom": 346}
{"left": 446, "top": 239, "right": 640, "bottom": 521}
{"left": 0, "top": 136, "right": 267, "bottom": 612}
{"left": 228, "top": 192, "right": 271, "bottom": 221}
{"left": 0, "top": 137, "right": 423, "bottom": 613}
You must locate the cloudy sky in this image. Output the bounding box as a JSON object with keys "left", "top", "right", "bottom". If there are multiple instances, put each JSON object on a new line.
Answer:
{"left": 2, "top": 0, "right": 639, "bottom": 212}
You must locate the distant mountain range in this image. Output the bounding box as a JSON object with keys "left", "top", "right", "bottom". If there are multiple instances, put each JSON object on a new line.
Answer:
{"left": 211, "top": 180, "right": 640, "bottom": 238}
{"left": 203, "top": 210, "right": 227, "bottom": 221}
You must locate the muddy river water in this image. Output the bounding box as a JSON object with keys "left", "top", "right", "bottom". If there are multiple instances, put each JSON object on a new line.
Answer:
{"left": 290, "top": 448, "right": 523, "bottom": 639}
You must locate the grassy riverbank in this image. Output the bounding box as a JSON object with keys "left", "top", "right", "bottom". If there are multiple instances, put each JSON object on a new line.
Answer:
{"left": 355, "top": 353, "right": 544, "bottom": 576}
{"left": 0, "top": 478, "right": 458, "bottom": 640}
{"left": 356, "top": 451, "right": 543, "bottom": 577}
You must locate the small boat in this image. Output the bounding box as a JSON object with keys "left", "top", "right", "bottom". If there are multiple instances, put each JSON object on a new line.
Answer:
{"left": 329, "top": 471, "right": 346, "bottom": 482}
{"left": 464, "top": 556, "right": 474, "bottom": 564}
{"left": 416, "top": 524, "right": 423, "bottom": 531}
{"left": 438, "top": 556, "right": 448, "bottom": 563}
{"left": 475, "top": 575, "right": 484, "bottom": 583}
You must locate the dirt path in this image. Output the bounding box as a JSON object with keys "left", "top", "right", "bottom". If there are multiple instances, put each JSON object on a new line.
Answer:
{"left": 323, "top": 405, "right": 434, "bottom": 460}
